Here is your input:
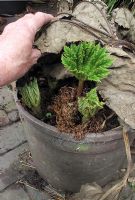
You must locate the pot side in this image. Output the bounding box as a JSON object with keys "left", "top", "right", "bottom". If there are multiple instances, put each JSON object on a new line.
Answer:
{"left": 15, "top": 98, "right": 134, "bottom": 192}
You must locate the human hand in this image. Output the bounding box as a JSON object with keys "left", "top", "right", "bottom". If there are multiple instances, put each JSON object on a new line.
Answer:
{"left": 0, "top": 12, "right": 53, "bottom": 86}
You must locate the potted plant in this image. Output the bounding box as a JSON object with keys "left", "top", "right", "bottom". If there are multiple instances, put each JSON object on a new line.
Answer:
{"left": 15, "top": 40, "right": 133, "bottom": 192}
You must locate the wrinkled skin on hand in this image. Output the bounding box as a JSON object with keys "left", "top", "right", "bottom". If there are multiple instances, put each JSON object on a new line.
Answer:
{"left": 0, "top": 12, "right": 53, "bottom": 86}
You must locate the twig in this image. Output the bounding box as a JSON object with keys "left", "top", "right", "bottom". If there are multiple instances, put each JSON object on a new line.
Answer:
{"left": 72, "top": 17, "right": 111, "bottom": 37}
{"left": 99, "top": 127, "right": 133, "bottom": 200}
{"left": 17, "top": 180, "right": 38, "bottom": 191}
{"left": 20, "top": 162, "right": 36, "bottom": 169}
{"left": 101, "top": 112, "right": 115, "bottom": 129}
{"left": 44, "top": 185, "right": 65, "bottom": 200}
{"left": 60, "top": 18, "right": 107, "bottom": 43}
{"left": 18, "top": 180, "right": 40, "bottom": 200}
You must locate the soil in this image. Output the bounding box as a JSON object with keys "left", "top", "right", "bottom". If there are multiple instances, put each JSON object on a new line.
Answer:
{"left": 50, "top": 84, "right": 119, "bottom": 139}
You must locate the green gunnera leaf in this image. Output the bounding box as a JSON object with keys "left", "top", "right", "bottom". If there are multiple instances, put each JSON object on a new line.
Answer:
{"left": 62, "top": 42, "right": 113, "bottom": 82}
{"left": 19, "top": 78, "right": 42, "bottom": 117}
{"left": 78, "top": 88, "right": 104, "bottom": 122}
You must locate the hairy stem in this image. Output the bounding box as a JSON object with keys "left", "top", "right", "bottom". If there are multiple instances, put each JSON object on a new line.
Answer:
{"left": 77, "top": 80, "right": 84, "bottom": 97}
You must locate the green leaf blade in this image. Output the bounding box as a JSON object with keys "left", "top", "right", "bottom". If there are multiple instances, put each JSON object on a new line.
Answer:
{"left": 62, "top": 41, "right": 113, "bottom": 82}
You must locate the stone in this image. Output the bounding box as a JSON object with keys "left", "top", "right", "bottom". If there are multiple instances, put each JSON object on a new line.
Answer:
{"left": 70, "top": 183, "right": 103, "bottom": 200}
{"left": 0, "top": 87, "right": 16, "bottom": 112}
{"left": 0, "top": 110, "right": 10, "bottom": 127}
{"left": 0, "top": 184, "right": 30, "bottom": 200}
{"left": 8, "top": 110, "right": 20, "bottom": 122}
{"left": 0, "top": 143, "right": 28, "bottom": 191}
{"left": 0, "top": 121, "right": 26, "bottom": 155}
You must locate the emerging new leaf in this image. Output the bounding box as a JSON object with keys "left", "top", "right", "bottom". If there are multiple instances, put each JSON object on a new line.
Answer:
{"left": 78, "top": 88, "right": 104, "bottom": 122}
{"left": 62, "top": 42, "right": 113, "bottom": 82}
{"left": 20, "top": 78, "right": 42, "bottom": 118}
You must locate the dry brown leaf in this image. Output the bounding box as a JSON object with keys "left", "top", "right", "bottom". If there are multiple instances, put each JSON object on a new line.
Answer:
{"left": 57, "top": 0, "right": 73, "bottom": 13}
{"left": 70, "top": 183, "right": 103, "bottom": 200}
{"left": 35, "top": 0, "right": 116, "bottom": 53}
{"left": 98, "top": 47, "right": 135, "bottom": 130}
{"left": 70, "top": 180, "right": 135, "bottom": 200}
{"left": 114, "top": 8, "right": 135, "bottom": 44}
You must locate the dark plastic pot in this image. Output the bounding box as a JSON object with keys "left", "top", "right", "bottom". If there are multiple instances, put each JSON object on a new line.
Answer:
{"left": 0, "top": 1, "right": 28, "bottom": 15}
{"left": 15, "top": 97, "right": 134, "bottom": 192}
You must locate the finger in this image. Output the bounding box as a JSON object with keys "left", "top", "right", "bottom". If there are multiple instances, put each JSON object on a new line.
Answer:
{"left": 24, "top": 12, "right": 54, "bottom": 34}
{"left": 18, "top": 49, "right": 41, "bottom": 77}
{"left": 34, "top": 12, "right": 54, "bottom": 30}
{"left": 30, "top": 48, "right": 41, "bottom": 65}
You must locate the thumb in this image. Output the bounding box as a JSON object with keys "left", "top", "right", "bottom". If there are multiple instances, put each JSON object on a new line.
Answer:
{"left": 30, "top": 48, "right": 41, "bottom": 65}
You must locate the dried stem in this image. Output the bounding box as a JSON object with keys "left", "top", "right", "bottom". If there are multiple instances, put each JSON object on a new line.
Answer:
{"left": 99, "top": 128, "right": 133, "bottom": 200}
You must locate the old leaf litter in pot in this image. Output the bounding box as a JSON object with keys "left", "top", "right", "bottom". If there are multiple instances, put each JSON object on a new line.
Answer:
{"left": 98, "top": 46, "right": 135, "bottom": 129}
{"left": 113, "top": 8, "right": 135, "bottom": 44}
{"left": 35, "top": 0, "right": 117, "bottom": 54}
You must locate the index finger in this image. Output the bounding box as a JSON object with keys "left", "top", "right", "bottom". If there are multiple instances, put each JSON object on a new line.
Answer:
{"left": 24, "top": 12, "right": 54, "bottom": 34}
{"left": 33, "top": 12, "right": 54, "bottom": 31}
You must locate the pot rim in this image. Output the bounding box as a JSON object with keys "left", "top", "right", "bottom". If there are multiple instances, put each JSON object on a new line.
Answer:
{"left": 14, "top": 92, "right": 123, "bottom": 143}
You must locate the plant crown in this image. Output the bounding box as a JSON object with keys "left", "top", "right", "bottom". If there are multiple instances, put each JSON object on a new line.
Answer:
{"left": 78, "top": 88, "right": 104, "bottom": 122}
{"left": 62, "top": 41, "right": 113, "bottom": 82}
{"left": 19, "top": 78, "right": 41, "bottom": 117}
